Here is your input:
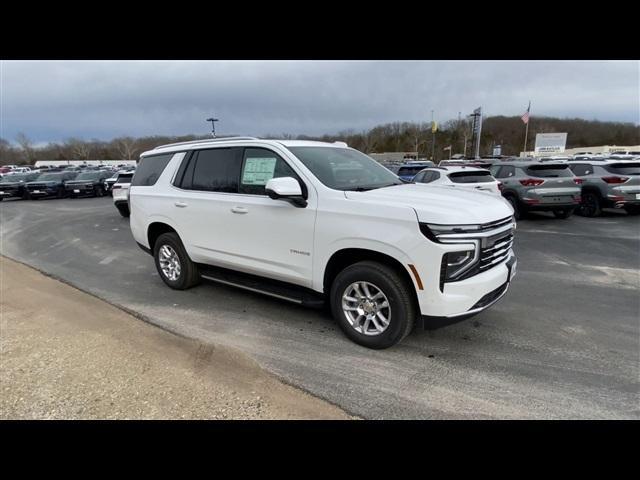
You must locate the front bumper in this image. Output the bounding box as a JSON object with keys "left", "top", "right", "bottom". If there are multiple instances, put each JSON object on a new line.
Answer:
{"left": 0, "top": 189, "right": 21, "bottom": 198}
{"left": 27, "top": 188, "right": 57, "bottom": 197}
{"left": 419, "top": 255, "right": 516, "bottom": 329}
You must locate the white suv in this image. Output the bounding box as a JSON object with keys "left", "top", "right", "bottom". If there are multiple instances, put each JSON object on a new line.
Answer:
{"left": 130, "top": 137, "right": 517, "bottom": 349}
{"left": 413, "top": 166, "right": 502, "bottom": 196}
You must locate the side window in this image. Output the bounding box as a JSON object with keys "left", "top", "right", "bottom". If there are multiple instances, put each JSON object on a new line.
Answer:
{"left": 413, "top": 172, "right": 425, "bottom": 182}
{"left": 132, "top": 153, "right": 174, "bottom": 186}
{"left": 498, "top": 166, "right": 515, "bottom": 178}
{"left": 239, "top": 148, "right": 299, "bottom": 195}
{"left": 431, "top": 171, "right": 441, "bottom": 181}
{"left": 489, "top": 165, "right": 501, "bottom": 176}
{"left": 190, "top": 148, "right": 243, "bottom": 193}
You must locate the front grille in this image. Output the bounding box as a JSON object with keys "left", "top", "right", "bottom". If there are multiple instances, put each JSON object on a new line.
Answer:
{"left": 478, "top": 232, "right": 513, "bottom": 273}
{"left": 27, "top": 184, "right": 47, "bottom": 190}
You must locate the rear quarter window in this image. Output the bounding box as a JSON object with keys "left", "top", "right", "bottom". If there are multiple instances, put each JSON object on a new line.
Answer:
{"left": 448, "top": 171, "right": 494, "bottom": 183}
{"left": 132, "top": 153, "right": 174, "bottom": 186}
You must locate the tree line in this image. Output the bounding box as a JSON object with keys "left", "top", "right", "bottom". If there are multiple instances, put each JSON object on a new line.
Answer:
{"left": 2, "top": 116, "right": 638, "bottom": 165}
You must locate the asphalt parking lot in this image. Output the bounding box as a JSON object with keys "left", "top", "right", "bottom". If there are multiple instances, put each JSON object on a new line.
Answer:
{"left": 1, "top": 197, "right": 638, "bottom": 419}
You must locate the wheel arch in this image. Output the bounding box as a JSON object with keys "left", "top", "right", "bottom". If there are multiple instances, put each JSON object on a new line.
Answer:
{"left": 322, "top": 248, "right": 419, "bottom": 309}
{"left": 147, "top": 221, "right": 179, "bottom": 252}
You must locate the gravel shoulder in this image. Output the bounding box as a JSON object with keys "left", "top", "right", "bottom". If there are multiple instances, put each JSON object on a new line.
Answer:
{"left": 0, "top": 256, "right": 351, "bottom": 419}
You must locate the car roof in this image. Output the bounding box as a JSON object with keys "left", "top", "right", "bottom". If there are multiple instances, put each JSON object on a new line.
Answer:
{"left": 424, "top": 166, "right": 489, "bottom": 173}
{"left": 497, "top": 161, "right": 568, "bottom": 167}
{"left": 143, "top": 137, "right": 350, "bottom": 157}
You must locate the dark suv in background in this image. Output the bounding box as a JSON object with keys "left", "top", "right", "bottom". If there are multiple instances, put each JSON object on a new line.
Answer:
{"left": 489, "top": 161, "right": 582, "bottom": 219}
{"left": 397, "top": 161, "right": 435, "bottom": 181}
{"left": 0, "top": 172, "right": 40, "bottom": 200}
{"left": 64, "top": 170, "right": 111, "bottom": 198}
{"left": 568, "top": 160, "right": 640, "bottom": 216}
{"left": 25, "top": 171, "right": 79, "bottom": 199}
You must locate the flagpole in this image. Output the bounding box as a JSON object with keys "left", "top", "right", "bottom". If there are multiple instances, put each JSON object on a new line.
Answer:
{"left": 523, "top": 100, "right": 530, "bottom": 156}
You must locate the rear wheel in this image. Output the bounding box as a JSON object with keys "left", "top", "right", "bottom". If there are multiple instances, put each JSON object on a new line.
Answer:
{"left": 505, "top": 195, "right": 522, "bottom": 220}
{"left": 624, "top": 205, "right": 640, "bottom": 215}
{"left": 579, "top": 192, "right": 602, "bottom": 217}
{"left": 153, "top": 232, "right": 200, "bottom": 290}
{"left": 116, "top": 203, "right": 130, "bottom": 217}
{"left": 330, "top": 261, "right": 416, "bottom": 349}
{"left": 553, "top": 208, "right": 574, "bottom": 219}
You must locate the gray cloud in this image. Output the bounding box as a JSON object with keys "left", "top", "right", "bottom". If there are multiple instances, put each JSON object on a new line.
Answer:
{"left": 1, "top": 60, "right": 638, "bottom": 143}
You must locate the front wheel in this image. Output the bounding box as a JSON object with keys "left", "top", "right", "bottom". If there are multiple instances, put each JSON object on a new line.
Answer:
{"left": 330, "top": 261, "right": 416, "bottom": 349}
{"left": 95, "top": 185, "right": 105, "bottom": 197}
{"left": 153, "top": 232, "right": 200, "bottom": 290}
{"left": 553, "top": 208, "right": 574, "bottom": 219}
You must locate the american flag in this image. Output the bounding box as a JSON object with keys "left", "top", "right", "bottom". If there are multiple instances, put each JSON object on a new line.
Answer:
{"left": 521, "top": 101, "right": 531, "bottom": 124}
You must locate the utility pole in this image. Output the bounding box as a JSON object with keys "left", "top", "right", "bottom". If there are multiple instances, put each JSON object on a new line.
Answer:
{"left": 206, "top": 117, "right": 219, "bottom": 138}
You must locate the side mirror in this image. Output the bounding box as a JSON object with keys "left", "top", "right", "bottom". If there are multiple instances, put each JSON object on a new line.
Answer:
{"left": 265, "top": 177, "right": 307, "bottom": 208}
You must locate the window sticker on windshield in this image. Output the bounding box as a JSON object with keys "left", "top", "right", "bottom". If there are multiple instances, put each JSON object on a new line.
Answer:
{"left": 242, "top": 157, "right": 277, "bottom": 185}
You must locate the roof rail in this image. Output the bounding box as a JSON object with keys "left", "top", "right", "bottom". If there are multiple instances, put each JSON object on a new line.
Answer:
{"left": 154, "top": 136, "right": 259, "bottom": 150}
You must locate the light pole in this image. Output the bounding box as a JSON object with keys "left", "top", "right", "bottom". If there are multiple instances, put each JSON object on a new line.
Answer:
{"left": 431, "top": 110, "right": 435, "bottom": 161}
{"left": 206, "top": 117, "right": 219, "bottom": 138}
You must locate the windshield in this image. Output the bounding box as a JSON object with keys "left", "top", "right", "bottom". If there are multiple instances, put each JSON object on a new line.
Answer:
{"left": 35, "top": 173, "right": 64, "bottom": 181}
{"left": 74, "top": 172, "right": 102, "bottom": 181}
{"left": 448, "top": 171, "right": 494, "bottom": 183}
{"left": 287, "top": 147, "right": 402, "bottom": 191}
{"left": 1, "top": 173, "right": 32, "bottom": 183}
{"left": 604, "top": 163, "right": 640, "bottom": 175}
{"left": 526, "top": 164, "right": 573, "bottom": 178}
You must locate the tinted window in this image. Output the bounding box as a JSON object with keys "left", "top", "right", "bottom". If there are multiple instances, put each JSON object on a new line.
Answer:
{"left": 569, "top": 164, "right": 593, "bottom": 176}
{"left": 489, "top": 165, "right": 501, "bottom": 176}
{"left": 190, "top": 148, "right": 242, "bottom": 193}
{"left": 36, "top": 173, "right": 65, "bottom": 181}
{"left": 413, "top": 172, "right": 425, "bottom": 183}
{"left": 604, "top": 162, "right": 640, "bottom": 176}
{"left": 448, "top": 171, "right": 494, "bottom": 183}
{"left": 497, "top": 166, "right": 515, "bottom": 178}
{"left": 132, "top": 153, "right": 173, "bottom": 186}
{"left": 239, "top": 148, "right": 299, "bottom": 195}
{"left": 526, "top": 165, "right": 572, "bottom": 178}
{"left": 398, "top": 166, "right": 423, "bottom": 177}
{"left": 116, "top": 173, "right": 134, "bottom": 183}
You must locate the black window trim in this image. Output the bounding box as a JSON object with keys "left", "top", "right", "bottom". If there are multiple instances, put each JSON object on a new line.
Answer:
{"left": 169, "top": 146, "right": 309, "bottom": 199}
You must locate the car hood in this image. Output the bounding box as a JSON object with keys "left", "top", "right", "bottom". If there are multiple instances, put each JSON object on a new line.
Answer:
{"left": 27, "top": 181, "right": 60, "bottom": 186}
{"left": 65, "top": 180, "right": 97, "bottom": 185}
{"left": 0, "top": 181, "right": 24, "bottom": 187}
{"left": 344, "top": 184, "right": 514, "bottom": 224}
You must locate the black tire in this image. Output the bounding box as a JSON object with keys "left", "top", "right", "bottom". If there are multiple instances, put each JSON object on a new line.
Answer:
{"left": 116, "top": 203, "right": 130, "bottom": 217}
{"left": 57, "top": 189, "right": 65, "bottom": 199}
{"left": 505, "top": 195, "right": 522, "bottom": 220}
{"left": 553, "top": 208, "right": 574, "bottom": 219}
{"left": 153, "top": 232, "right": 200, "bottom": 290}
{"left": 95, "top": 185, "right": 105, "bottom": 197}
{"left": 22, "top": 191, "right": 30, "bottom": 200}
{"left": 624, "top": 205, "right": 640, "bottom": 215}
{"left": 579, "top": 192, "right": 602, "bottom": 217}
{"left": 329, "top": 261, "right": 416, "bottom": 349}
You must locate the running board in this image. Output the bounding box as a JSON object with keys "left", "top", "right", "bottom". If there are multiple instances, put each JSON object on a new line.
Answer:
{"left": 198, "top": 264, "right": 325, "bottom": 308}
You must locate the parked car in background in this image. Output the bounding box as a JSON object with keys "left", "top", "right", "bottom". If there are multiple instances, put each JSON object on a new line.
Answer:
{"left": 64, "top": 170, "right": 111, "bottom": 198}
{"left": 438, "top": 159, "right": 494, "bottom": 169}
{"left": 567, "top": 160, "right": 640, "bottom": 216}
{"left": 130, "top": 137, "right": 517, "bottom": 349}
{"left": 112, "top": 171, "right": 134, "bottom": 217}
{"left": 25, "top": 171, "right": 79, "bottom": 199}
{"left": 413, "top": 166, "right": 502, "bottom": 196}
{"left": 104, "top": 168, "right": 135, "bottom": 195}
{"left": 489, "top": 161, "right": 581, "bottom": 220}
{"left": 0, "top": 172, "right": 40, "bottom": 200}
{"left": 397, "top": 161, "right": 435, "bottom": 181}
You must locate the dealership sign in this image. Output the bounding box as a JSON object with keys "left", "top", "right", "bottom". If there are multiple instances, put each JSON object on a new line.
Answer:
{"left": 534, "top": 133, "right": 568, "bottom": 153}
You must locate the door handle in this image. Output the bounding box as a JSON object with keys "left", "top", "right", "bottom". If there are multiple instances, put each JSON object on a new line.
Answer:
{"left": 231, "top": 206, "right": 248, "bottom": 214}
{"left": 174, "top": 201, "right": 188, "bottom": 208}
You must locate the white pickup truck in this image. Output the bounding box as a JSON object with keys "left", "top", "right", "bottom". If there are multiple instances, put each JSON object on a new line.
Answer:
{"left": 129, "top": 137, "right": 517, "bottom": 349}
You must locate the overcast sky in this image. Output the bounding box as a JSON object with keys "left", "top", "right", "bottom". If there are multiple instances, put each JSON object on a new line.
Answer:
{"left": 1, "top": 60, "right": 638, "bottom": 145}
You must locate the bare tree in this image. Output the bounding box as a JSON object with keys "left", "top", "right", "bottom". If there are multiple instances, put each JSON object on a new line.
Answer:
{"left": 65, "top": 138, "right": 91, "bottom": 160}
{"left": 15, "top": 132, "right": 37, "bottom": 164}
{"left": 115, "top": 136, "right": 139, "bottom": 160}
